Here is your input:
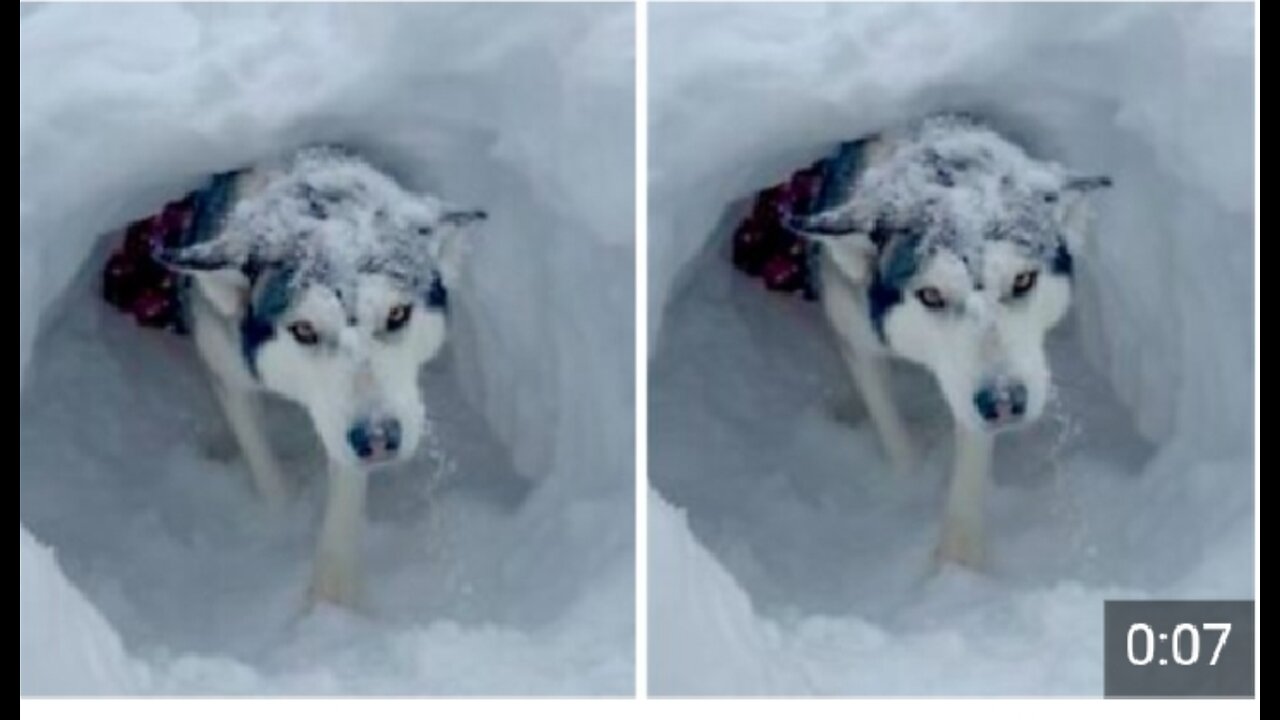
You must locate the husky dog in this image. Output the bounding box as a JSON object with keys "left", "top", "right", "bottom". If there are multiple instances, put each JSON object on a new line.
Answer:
{"left": 157, "top": 147, "right": 485, "bottom": 606}
{"left": 790, "top": 115, "right": 1110, "bottom": 568}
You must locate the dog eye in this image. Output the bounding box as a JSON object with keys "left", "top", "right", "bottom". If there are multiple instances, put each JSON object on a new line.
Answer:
{"left": 1010, "top": 270, "right": 1039, "bottom": 298}
{"left": 288, "top": 320, "right": 320, "bottom": 346}
{"left": 915, "top": 286, "right": 947, "bottom": 311}
{"left": 385, "top": 303, "right": 414, "bottom": 332}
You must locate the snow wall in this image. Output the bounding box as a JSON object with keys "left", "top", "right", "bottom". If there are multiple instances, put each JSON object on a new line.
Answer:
{"left": 20, "top": 3, "right": 633, "bottom": 695}
{"left": 648, "top": 3, "right": 1254, "bottom": 695}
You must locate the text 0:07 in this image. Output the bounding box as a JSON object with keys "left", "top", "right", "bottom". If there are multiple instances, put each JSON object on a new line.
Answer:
{"left": 1126, "top": 622, "right": 1232, "bottom": 666}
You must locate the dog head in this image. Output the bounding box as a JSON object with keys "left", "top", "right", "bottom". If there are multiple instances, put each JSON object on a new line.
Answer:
{"left": 161, "top": 147, "right": 486, "bottom": 468}
{"left": 794, "top": 117, "right": 1110, "bottom": 433}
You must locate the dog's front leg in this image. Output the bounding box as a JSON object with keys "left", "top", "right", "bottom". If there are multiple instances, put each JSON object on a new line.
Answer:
{"left": 936, "top": 423, "right": 993, "bottom": 568}
{"left": 841, "top": 349, "right": 917, "bottom": 477}
{"left": 311, "top": 461, "right": 368, "bottom": 607}
{"left": 212, "top": 384, "right": 291, "bottom": 505}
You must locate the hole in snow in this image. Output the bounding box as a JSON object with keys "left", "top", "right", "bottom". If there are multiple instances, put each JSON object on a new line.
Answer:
{"left": 650, "top": 172, "right": 1161, "bottom": 624}
{"left": 18, "top": 191, "right": 542, "bottom": 673}
{"left": 644, "top": 1, "right": 1252, "bottom": 696}
{"left": 20, "top": 2, "right": 635, "bottom": 695}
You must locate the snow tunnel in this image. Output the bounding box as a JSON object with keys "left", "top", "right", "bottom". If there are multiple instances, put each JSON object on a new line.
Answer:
{"left": 647, "top": 3, "right": 1255, "bottom": 695}
{"left": 20, "top": 4, "right": 633, "bottom": 694}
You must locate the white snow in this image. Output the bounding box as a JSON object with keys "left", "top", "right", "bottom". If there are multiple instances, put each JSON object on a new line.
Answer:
{"left": 20, "top": 527, "right": 150, "bottom": 694}
{"left": 21, "top": 0, "right": 1257, "bottom": 699}
{"left": 804, "top": 115, "right": 1076, "bottom": 265}
{"left": 649, "top": 3, "right": 1254, "bottom": 695}
{"left": 195, "top": 146, "right": 476, "bottom": 289}
{"left": 20, "top": 3, "right": 633, "bottom": 695}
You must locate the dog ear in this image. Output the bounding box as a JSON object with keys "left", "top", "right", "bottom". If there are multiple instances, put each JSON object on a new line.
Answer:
{"left": 424, "top": 205, "right": 487, "bottom": 287}
{"left": 1056, "top": 174, "right": 1112, "bottom": 252}
{"left": 787, "top": 209, "right": 877, "bottom": 284}
{"left": 154, "top": 238, "right": 250, "bottom": 316}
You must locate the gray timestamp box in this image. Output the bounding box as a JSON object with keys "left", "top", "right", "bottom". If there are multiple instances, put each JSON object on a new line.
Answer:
{"left": 1104, "top": 600, "right": 1255, "bottom": 698}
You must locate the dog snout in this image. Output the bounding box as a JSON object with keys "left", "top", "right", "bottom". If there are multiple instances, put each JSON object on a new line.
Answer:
{"left": 346, "top": 417, "right": 403, "bottom": 463}
{"left": 972, "top": 382, "right": 1029, "bottom": 427}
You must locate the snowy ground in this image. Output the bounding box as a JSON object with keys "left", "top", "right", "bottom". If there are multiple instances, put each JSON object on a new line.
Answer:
{"left": 19, "top": 0, "right": 1258, "bottom": 699}
{"left": 648, "top": 3, "right": 1254, "bottom": 696}
{"left": 21, "top": 3, "right": 633, "bottom": 695}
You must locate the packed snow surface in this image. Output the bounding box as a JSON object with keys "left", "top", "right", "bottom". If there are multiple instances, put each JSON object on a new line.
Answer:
{"left": 21, "top": 3, "right": 633, "bottom": 695}
{"left": 648, "top": 2, "right": 1254, "bottom": 695}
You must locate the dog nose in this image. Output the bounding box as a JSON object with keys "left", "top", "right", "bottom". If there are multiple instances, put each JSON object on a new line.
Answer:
{"left": 347, "top": 417, "right": 403, "bottom": 461}
{"left": 973, "top": 382, "right": 1029, "bottom": 425}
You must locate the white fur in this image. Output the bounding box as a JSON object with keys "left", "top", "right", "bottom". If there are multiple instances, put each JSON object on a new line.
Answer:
{"left": 808, "top": 124, "right": 1104, "bottom": 569}
{"left": 251, "top": 274, "right": 443, "bottom": 468}
{"left": 178, "top": 155, "right": 478, "bottom": 608}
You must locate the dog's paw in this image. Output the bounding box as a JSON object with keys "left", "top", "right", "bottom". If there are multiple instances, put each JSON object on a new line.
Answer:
{"left": 309, "top": 565, "right": 362, "bottom": 609}
{"left": 935, "top": 521, "right": 984, "bottom": 569}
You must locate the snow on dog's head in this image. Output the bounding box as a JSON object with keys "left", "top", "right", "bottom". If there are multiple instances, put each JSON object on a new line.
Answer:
{"left": 794, "top": 116, "right": 1110, "bottom": 433}
{"left": 162, "top": 146, "right": 486, "bottom": 467}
